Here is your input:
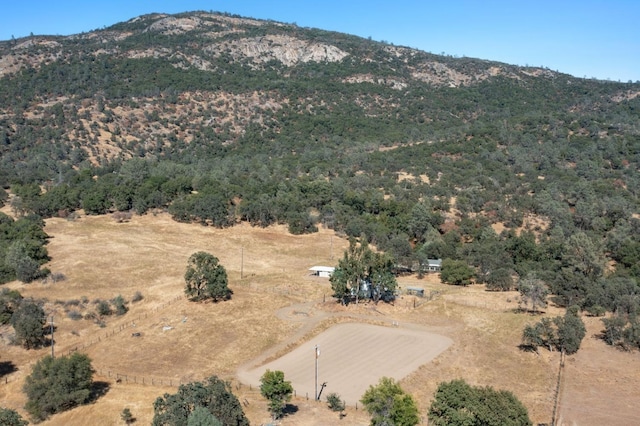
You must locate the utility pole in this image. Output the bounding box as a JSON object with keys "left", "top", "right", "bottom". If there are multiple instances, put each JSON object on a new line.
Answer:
{"left": 330, "top": 235, "right": 333, "bottom": 260}
{"left": 50, "top": 315, "right": 54, "bottom": 358}
{"left": 314, "top": 345, "right": 320, "bottom": 400}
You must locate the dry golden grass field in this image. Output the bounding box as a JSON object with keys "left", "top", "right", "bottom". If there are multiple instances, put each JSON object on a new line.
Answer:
{"left": 0, "top": 211, "right": 639, "bottom": 425}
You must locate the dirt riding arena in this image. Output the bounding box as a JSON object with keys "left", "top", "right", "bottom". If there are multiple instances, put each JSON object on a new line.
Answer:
{"left": 239, "top": 322, "right": 452, "bottom": 405}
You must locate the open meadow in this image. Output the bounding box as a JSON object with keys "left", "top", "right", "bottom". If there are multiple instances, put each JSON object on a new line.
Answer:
{"left": 1, "top": 212, "right": 639, "bottom": 425}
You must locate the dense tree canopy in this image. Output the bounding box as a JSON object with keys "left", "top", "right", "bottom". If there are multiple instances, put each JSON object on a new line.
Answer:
{"left": 0, "top": 407, "right": 28, "bottom": 426}
{"left": 428, "top": 379, "right": 531, "bottom": 426}
{"left": 184, "top": 252, "right": 231, "bottom": 302}
{"left": 330, "top": 238, "right": 398, "bottom": 305}
{"left": 23, "top": 353, "right": 95, "bottom": 422}
{"left": 152, "top": 376, "right": 248, "bottom": 426}
{"left": 10, "top": 300, "right": 46, "bottom": 349}
{"left": 360, "top": 377, "right": 420, "bottom": 426}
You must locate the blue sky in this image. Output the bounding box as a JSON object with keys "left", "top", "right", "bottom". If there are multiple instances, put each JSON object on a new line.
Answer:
{"left": 2, "top": 0, "right": 638, "bottom": 82}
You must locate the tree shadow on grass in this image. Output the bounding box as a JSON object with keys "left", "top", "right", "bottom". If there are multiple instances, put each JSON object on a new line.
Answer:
{"left": 282, "top": 403, "right": 298, "bottom": 417}
{"left": 0, "top": 360, "right": 17, "bottom": 378}
{"left": 89, "top": 381, "right": 111, "bottom": 403}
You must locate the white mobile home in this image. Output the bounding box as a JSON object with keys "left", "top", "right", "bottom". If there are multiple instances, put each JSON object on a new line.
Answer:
{"left": 309, "top": 266, "right": 335, "bottom": 278}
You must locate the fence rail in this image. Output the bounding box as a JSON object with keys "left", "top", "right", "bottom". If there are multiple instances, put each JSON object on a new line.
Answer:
{"left": 1, "top": 295, "right": 184, "bottom": 385}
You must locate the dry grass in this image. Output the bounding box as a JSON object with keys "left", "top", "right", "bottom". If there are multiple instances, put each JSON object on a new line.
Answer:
{"left": 0, "top": 212, "right": 638, "bottom": 425}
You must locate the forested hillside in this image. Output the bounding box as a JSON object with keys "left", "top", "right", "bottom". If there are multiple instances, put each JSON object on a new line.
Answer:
{"left": 1, "top": 11, "right": 639, "bottom": 335}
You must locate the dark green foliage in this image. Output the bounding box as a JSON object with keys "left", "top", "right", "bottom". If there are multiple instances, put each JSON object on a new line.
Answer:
{"left": 521, "top": 308, "right": 586, "bottom": 354}
{"left": 184, "top": 252, "right": 231, "bottom": 302}
{"left": 428, "top": 379, "right": 532, "bottom": 426}
{"left": 260, "top": 370, "right": 293, "bottom": 420}
{"left": 96, "top": 300, "right": 112, "bottom": 316}
{"left": 360, "top": 377, "right": 420, "bottom": 426}
{"left": 326, "top": 392, "right": 345, "bottom": 412}
{"left": 187, "top": 406, "right": 222, "bottom": 426}
{"left": 0, "top": 214, "right": 49, "bottom": 283}
{"left": 0, "top": 407, "right": 28, "bottom": 426}
{"left": 439, "top": 259, "right": 474, "bottom": 286}
{"left": 330, "top": 237, "right": 398, "bottom": 304}
{"left": 23, "top": 353, "right": 94, "bottom": 422}
{"left": 152, "top": 376, "right": 248, "bottom": 426}
{"left": 112, "top": 295, "right": 128, "bottom": 315}
{"left": 485, "top": 268, "right": 515, "bottom": 291}
{"left": 10, "top": 301, "right": 46, "bottom": 349}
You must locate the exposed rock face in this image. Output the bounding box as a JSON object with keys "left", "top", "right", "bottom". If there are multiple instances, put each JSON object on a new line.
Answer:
{"left": 207, "top": 34, "right": 349, "bottom": 67}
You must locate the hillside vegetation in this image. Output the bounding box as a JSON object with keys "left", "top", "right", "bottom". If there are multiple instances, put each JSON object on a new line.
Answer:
{"left": 0, "top": 11, "right": 639, "bottom": 324}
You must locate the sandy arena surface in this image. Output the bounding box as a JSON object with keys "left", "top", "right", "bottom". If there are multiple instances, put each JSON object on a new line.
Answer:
{"left": 239, "top": 322, "right": 452, "bottom": 405}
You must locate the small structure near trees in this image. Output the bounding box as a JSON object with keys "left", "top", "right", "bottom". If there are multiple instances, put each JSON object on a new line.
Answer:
{"left": 309, "top": 266, "right": 335, "bottom": 278}
{"left": 405, "top": 286, "right": 425, "bottom": 297}
{"left": 426, "top": 258, "right": 442, "bottom": 272}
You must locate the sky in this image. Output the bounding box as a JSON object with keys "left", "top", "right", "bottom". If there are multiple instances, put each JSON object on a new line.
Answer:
{"left": 1, "top": 0, "right": 638, "bottom": 82}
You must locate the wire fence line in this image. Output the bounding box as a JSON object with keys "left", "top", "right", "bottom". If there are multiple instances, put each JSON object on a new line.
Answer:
{"left": 59, "top": 294, "right": 184, "bottom": 357}
{"left": 1, "top": 295, "right": 184, "bottom": 385}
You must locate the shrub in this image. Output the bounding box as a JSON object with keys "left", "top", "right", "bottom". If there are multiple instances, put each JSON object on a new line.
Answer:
{"left": 112, "top": 295, "right": 128, "bottom": 316}
{"left": 131, "top": 291, "right": 144, "bottom": 303}
{"left": 67, "top": 310, "right": 83, "bottom": 320}
{"left": 326, "top": 392, "right": 345, "bottom": 412}
{"left": 96, "top": 300, "right": 112, "bottom": 316}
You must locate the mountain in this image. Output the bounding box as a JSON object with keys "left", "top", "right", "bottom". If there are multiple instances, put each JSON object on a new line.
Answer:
{"left": 1, "top": 11, "right": 640, "bottom": 311}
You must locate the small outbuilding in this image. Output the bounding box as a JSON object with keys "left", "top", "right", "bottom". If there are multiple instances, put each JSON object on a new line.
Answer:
{"left": 406, "top": 286, "right": 425, "bottom": 297}
{"left": 426, "top": 259, "right": 442, "bottom": 272}
{"left": 309, "top": 266, "right": 335, "bottom": 278}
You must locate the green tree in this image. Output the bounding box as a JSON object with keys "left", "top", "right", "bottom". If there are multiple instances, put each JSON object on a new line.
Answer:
{"left": 0, "top": 407, "right": 29, "bottom": 426}
{"left": 439, "top": 259, "right": 474, "bottom": 286}
{"left": 485, "top": 268, "right": 515, "bottom": 291}
{"left": 121, "top": 407, "right": 135, "bottom": 425}
{"left": 10, "top": 301, "right": 46, "bottom": 349}
{"left": 187, "top": 406, "right": 222, "bottom": 426}
{"left": 23, "top": 353, "right": 94, "bottom": 422}
{"left": 152, "top": 376, "right": 248, "bottom": 426}
{"left": 518, "top": 274, "right": 549, "bottom": 313}
{"left": 260, "top": 370, "right": 293, "bottom": 420}
{"left": 5, "top": 241, "right": 42, "bottom": 283}
{"left": 330, "top": 238, "right": 398, "bottom": 304}
{"left": 554, "top": 307, "right": 586, "bottom": 354}
{"left": 521, "top": 308, "right": 586, "bottom": 354}
{"left": 360, "top": 377, "right": 420, "bottom": 426}
{"left": 184, "top": 252, "right": 231, "bottom": 302}
{"left": 428, "top": 379, "right": 531, "bottom": 426}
